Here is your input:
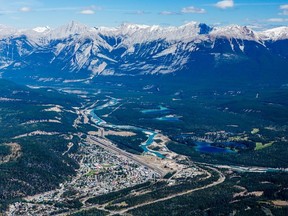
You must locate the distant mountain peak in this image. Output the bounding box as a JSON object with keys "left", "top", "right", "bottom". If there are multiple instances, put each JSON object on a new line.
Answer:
{"left": 210, "top": 24, "right": 257, "bottom": 40}
{"left": 0, "top": 21, "right": 288, "bottom": 81}
{"left": 50, "top": 21, "right": 93, "bottom": 38}
{"left": 33, "top": 26, "right": 51, "bottom": 33}
{"left": 198, "top": 23, "right": 213, "bottom": 35}
{"left": 120, "top": 23, "right": 150, "bottom": 30}
{"left": 261, "top": 26, "right": 288, "bottom": 41}
{"left": 181, "top": 21, "right": 198, "bottom": 27}
{"left": 0, "top": 25, "right": 17, "bottom": 38}
{"left": 1, "top": 21, "right": 287, "bottom": 41}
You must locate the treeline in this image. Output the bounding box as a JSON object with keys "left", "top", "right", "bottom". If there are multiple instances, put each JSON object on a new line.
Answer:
{"left": 167, "top": 141, "right": 288, "bottom": 168}
{"left": 105, "top": 169, "right": 218, "bottom": 211}
{"left": 106, "top": 131, "right": 146, "bottom": 154}
{"left": 128, "top": 172, "right": 288, "bottom": 216}
{"left": 0, "top": 135, "right": 79, "bottom": 210}
{"left": 87, "top": 181, "right": 152, "bottom": 205}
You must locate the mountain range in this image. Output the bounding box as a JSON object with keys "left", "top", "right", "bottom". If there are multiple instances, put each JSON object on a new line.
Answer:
{"left": 0, "top": 21, "right": 288, "bottom": 83}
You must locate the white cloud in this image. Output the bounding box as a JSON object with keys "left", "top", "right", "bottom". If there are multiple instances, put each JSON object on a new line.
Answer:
{"left": 215, "top": 0, "right": 234, "bottom": 9}
{"left": 159, "top": 11, "right": 178, "bottom": 15}
{"left": 19, "top": 7, "right": 32, "bottom": 12}
{"left": 280, "top": 4, "right": 288, "bottom": 15}
{"left": 280, "top": 4, "right": 288, "bottom": 10}
{"left": 246, "top": 24, "right": 264, "bottom": 30}
{"left": 181, "top": 6, "right": 206, "bottom": 14}
{"left": 267, "top": 18, "right": 288, "bottom": 22}
{"left": 79, "top": 9, "right": 95, "bottom": 15}
{"left": 159, "top": 6, "right": 205, "bottom": 16}
{"left": 133, "top": 10, "right": 146, "bottom": 15}
{"left": 37, "top": 7, "right": 78, "bottom": 12}
{"left": 126, "top": 10, "right": 149, "bottom": 15}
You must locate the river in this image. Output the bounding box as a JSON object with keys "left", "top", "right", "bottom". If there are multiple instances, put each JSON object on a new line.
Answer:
{"left": 89, "top": 100, "right": 165, "bottom": 159}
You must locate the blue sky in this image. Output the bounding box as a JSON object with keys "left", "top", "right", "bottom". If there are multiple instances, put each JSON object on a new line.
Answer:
{"left": 0, "top": 0, "right": 288, "bottom": 29}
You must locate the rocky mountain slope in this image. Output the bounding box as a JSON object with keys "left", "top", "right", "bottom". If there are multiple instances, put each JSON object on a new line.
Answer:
{"left": 0, "top": 21, "right": 288, "bottom": 82}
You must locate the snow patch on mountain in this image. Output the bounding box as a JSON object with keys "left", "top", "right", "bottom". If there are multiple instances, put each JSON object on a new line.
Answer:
{"left": 97, "top": 53, "right": 118, "bottom": 63}
{"left": 49, "top": 21, "right": 96, "bottom": 39}
{"left": 33, "top": 26, "right": 51, "bottom": 33}
{"left": 261, "top": 27, "right": 288, "bottom": 41}
{"left": 0, "top": 21, "right": 287, "bottom": 80}
{"left": 154, "top": 44, "right": 178, "bottom": 58}
{"left": 210, "top": 25, "right": 258, "bottom": 40}
{"left": 0, "top": 25, "right": 17, "bottom": 38}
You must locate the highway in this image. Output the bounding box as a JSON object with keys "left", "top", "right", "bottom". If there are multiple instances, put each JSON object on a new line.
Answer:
{"left": 114, "top": 165, "right": 225, "bottom": 215}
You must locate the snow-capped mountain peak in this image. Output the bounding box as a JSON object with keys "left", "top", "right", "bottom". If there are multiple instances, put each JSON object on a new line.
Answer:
{"left": 50, "top": 21, "right": 95, "bottom": 39}
{"left": 210, "top": 25, "right": 257, "bottom": 40}
{"left": 0, "top": 22, "right": 287, "bottom": 42}
{"left": 0, "top": 21, "right": 287, "bottom": 81}
{"left": 33, "top": 26, "right": 51, "bottom": 33}
{"left": 121, "top": 23, "right": 150, "bottom": 30}
{"left": 0, "top": 25, "right": 17, "bottom": 38}
{"left": 261, "top": 26, "right": 288, "bottom": 41}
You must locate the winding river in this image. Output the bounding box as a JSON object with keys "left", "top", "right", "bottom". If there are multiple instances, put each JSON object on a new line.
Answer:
{"left": 90, "top": 105, "right": 165, "bottom": 159}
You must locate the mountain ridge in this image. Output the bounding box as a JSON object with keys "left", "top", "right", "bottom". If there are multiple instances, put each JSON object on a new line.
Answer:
{"left": 1, "top": 21, "right": 288, "bottom": 41}
{"left": 0, "top": 21, "right": 288, "bottom": 82}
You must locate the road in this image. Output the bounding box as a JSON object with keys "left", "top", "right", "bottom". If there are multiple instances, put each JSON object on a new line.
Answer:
{"left": 81, "top": 135, "right": 226, "bottom": 216}
{"left": 112, "top": 165, "right": 225, "bottom": 215}
{"left": 67, "top": 164, "right": 225, "bottom": 216}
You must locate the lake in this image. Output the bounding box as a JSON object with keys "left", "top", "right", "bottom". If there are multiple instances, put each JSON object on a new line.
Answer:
{"left": 156, "top": 115, "right": 181, "bottom": 122}
{"left": 141, "top": 105, "right": 170, "bottom": 115}
{"left": 195, "top": 142, "right": 236, "bottom": 154}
